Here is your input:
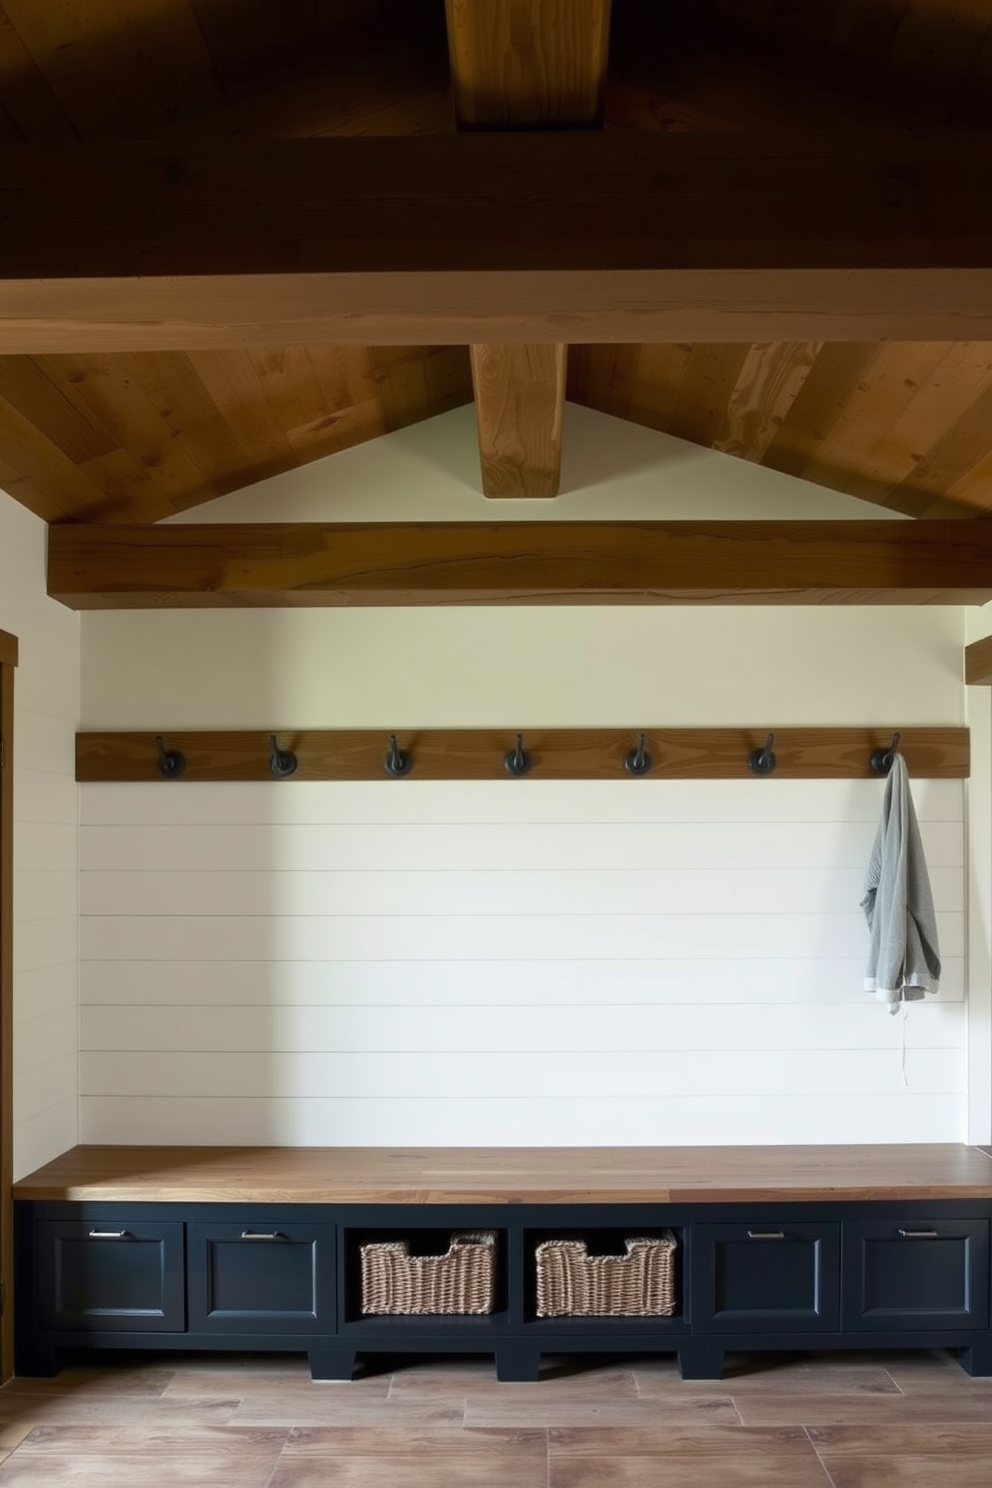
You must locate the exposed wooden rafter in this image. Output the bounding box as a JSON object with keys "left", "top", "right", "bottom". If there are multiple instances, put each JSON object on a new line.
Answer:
{"left": 2, "top": 133, "right": 991, "bottom": 353}
{"left": 47, "top": 520, "right": 992, "bottom": 610}
{"left": 446, "top": 3, "right": 612, "bottom": 497}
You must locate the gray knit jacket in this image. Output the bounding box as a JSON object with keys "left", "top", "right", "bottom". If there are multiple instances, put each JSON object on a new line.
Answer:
{"left": 861, "top": 753, "right": 941, "bottom": 1014}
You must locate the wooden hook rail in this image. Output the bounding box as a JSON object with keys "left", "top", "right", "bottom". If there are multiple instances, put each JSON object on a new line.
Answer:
{"left": 75, "top": 727, "right": 970, "bottom": 783}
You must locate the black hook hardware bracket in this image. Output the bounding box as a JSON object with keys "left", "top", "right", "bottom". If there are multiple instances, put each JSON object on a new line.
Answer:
{"left": 870, "top": 732, "right": 902, "bottom": 775}
{"left": 748, "top": 733, "right": 777, "bottom": 776}
{"left": 384, "top": 733, "right": 412, "bottom": 778}
{"left": 504, "top": 734, "right": 531, "bottom": 777}
{"left": 155, "top": 735, "right": 186, "bottom": 779}
{"left": 624, "top": 733, "right": 652, "bottom": 776}
{"left": 269, "top": 735, "right": 298, "bottom": 779}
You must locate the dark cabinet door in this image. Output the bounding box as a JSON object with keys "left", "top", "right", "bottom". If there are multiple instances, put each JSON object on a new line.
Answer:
{"left": 843, "top": 1219, "right": 989, "bottom": 1331}
{"left": 187, "top": 1221, "right": 336, "bottom": 1334}
{"left": 37, "top": 1220, "right": 185, "bottom": 1332}
{"left": 691, "top": 1222, "right": 840, "bottom": 1333}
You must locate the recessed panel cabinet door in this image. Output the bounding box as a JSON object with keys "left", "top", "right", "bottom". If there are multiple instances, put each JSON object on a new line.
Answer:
{"left": 691, "top": 1222, "right": 840, "bottom": 1333}
{"left": 187, "top": 1222, "right": 336, "bottom": 1334}
{"left": 843, "top": 1220, "right": 989, "bottom": 1331}
{"left": 37, "top": 1221, "right": 185, "bottom": 1332}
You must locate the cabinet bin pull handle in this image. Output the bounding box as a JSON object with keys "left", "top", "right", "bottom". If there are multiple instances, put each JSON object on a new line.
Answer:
{"left": 897, "top": 1229, "right": 940, "bottom": 1238}
{"left": 747, "top": 1230, "right": 785, "bottom": 1239}
{"left": 88, "top": 1230, "right": 129, "bottom": 1239}
{"left": 240, "top": 1231, "right": 282, "bottom": 1241}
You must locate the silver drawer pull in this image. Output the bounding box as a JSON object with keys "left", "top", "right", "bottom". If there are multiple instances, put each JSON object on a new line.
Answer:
{"left": 240, "top": 1231, "right": 283, "bottom": 1241}
{"left": 747, "top": 1230, "right": 785, "bottom": 1240}
{"left": 88, "top": 1230, "right": 129, "bottom": 1239}
{"left": 898, "top": 1229, "right": 939, "bottom": 1238}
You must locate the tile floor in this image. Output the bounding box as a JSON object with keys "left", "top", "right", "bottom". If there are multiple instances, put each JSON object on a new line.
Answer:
{"left": 0, "top": 1348, "right": 990, "bottom": 1485}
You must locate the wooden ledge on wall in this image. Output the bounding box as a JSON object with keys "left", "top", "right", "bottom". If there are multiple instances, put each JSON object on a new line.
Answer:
{"left": 965, "top": 635, "right": 992, "bottom": 686}
{"left": 75, "top": 727, "right": 970, "bottom": 783}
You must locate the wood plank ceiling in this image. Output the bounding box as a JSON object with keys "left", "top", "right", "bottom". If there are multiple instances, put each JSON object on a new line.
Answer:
{"left": 0, "top": 0, "right": 991, "bottom": 569}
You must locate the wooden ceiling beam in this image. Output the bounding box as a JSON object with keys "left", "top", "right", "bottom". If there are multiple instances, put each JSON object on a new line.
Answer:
{"left": 446, "top": 4, "right": 611, "bottom": 499}
{"left": 2, "top": 134, "right": 992, "bottom": 351}
{"left": 445, "top": 0, "right": 612, "bottom": 128}
{"left": 47, "top": 520, "right": 992, "bottom": 610}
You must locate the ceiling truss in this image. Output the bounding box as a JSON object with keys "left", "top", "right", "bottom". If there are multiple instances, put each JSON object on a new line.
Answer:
{"left": 0, "top": 1, "right": 990, "bottom": 604}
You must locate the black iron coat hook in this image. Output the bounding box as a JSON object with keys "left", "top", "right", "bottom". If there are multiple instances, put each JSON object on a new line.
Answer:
{"left": 624, "top": 733, "right": 652, "bottom": 776}
{"left": 155, "top": 735, "right": 186, "bottom": 779}
{"left": 269, "top": 735, "right": 298, "bottom": 779}
{"left": 504, "top": 734, "right": 531, "bottom": 777}
{"left": 870, "top": 732, "right": 901, "bottom": 775}
{"left": 748, "top": 733, "right": 777, "bottom": 776}
{"left": 384, "top": 734, "right": 412, "bottom": 777}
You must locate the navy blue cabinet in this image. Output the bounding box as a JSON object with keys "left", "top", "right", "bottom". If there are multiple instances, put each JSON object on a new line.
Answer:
{"left": 187, "top": 1221, "right": 336, "bottom": 1335}
{"left": 36, "top": 1219, "right": 184, "bottom": 1333}
{"left": 843, "top": 1218, "right": 989, "bottom": 1332}
{"left": 691, "top": 1222, "right": 840, "bottom": 1333}
{"left": 16, "top": 1199, "right": 992, "bottom": 1382}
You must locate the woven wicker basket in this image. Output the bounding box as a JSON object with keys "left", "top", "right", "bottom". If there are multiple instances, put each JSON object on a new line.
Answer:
{"left": 535, "top": 1232, "right": 678, "bottom": 1317}
{"left": 360, "top": 1230, "right": 497, "bottom": 1315}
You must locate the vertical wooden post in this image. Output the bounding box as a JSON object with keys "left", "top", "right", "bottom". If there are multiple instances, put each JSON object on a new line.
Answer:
{"left": 445, "top": 0, "right": 612, "bottom": 127}
{"left": 470, "top": 344, "right": 566, "bottom": 498}
{"left": 445, "top": 1, "right": 613, "bottom": 497}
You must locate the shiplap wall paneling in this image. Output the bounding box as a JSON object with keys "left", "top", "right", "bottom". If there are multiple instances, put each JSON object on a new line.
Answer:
{"left": 0, "top": 493, "right": 80, "bottom": 1180}
{"left": 79, "top": 778, "right": 966, "bottom": 1147}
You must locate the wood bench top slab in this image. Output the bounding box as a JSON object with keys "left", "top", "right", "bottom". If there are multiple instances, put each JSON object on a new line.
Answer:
{"left": 13, "top": 1144, "right": 992, "bottom": 1205}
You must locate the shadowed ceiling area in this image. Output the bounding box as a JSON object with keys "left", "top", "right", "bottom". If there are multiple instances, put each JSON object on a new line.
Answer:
{"left": 1, "top": 0, "right": 991, "bottom": 604}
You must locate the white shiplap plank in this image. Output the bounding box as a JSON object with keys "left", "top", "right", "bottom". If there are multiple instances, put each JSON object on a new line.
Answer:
{"left": 16, "top": 961, "right": 78, "bottom": 1021}
{"left": 16, "top": 1053, "right": 78, "bottom": 1124}
{"left": 79, "top": 1047, "right": 965, "bottom": 1100}
{"left": 15, "top": 707, "right": 77, "bottom": 777}
{"left": 77, "top": 819, "right": 965, "bottom": 873}
{"left": 16, "top": 1006, "right": 77, "bottom": 1072}
{"left": 78, "top": 1001, "right": 965, "bottom": 1056}
{"left": 78, "top": 910, "right": 965, "bottom": 965}
{"left": 14, "top": 917, "right": 77, "bottom": 974}
{"left": 77, "top": 1092, "right": 967, "bottom": 1147}
{"left": 15, "top": 821, "right": 77, "bottom": 873}
{"left": 77, "top": 865, "right": 965, "bottom": 918}
{"left": 14, "top": 1098, "right": 78, "bottom": 1183}
{"left": 78, "top": 955, "right": 967, "bottom": 1006}
{"left": 16, "top": 869, "right": 77, "bottom": 922}
{"left": 13, "top": 769, "right": 78, "bottom": 825}
{"left": 79, "top": 778, "right": 966, "bottom": 828}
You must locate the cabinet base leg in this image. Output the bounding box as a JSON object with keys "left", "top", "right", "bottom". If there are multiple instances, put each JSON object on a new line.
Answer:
{"left": 958, "top": 1340, "right": 992, "bottom": 1377}
{"left": 678, "top": 1343, "right": 725, "bottom": 1381}
{"left": 495, "top": 1346, "right": 541, "bottom": 1382}
{"left": 15, "top": 1339, "right": 59, "bottom": 1378}
{"left": 309, "top": 1349, "right": 357, "bottom": 1382}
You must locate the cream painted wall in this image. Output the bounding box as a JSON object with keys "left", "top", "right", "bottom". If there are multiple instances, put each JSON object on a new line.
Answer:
{"left": 82, "top": 404, "right": 961, "bottom": 731}
{"left": 0, "top": 489, "right": 80, "bottom": 1179}
{"left": 76, "top": 406, "right": 979, "bottom": 1147}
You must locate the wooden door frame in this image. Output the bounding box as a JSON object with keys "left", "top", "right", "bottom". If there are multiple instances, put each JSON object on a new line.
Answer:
{"left": 0, "top": 626, "right": 17, "bottom": 1381}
